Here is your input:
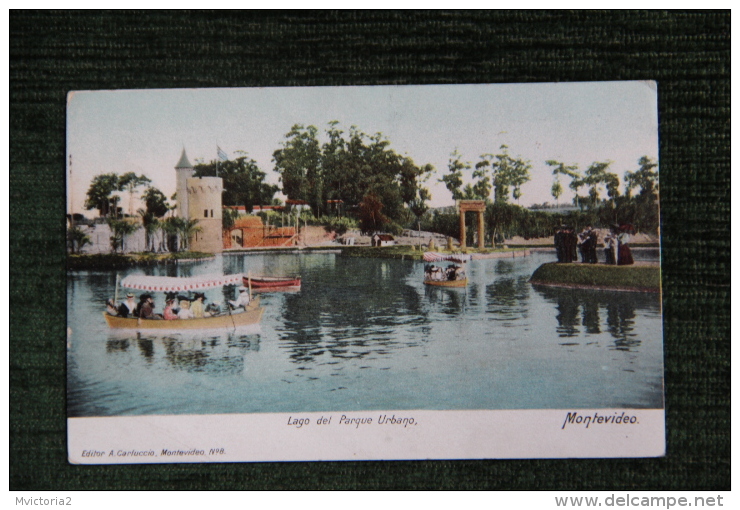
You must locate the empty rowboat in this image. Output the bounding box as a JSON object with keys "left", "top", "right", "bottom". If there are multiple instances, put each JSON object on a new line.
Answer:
{"left": 243, "top": 275, "right": 301, "bottom": 292}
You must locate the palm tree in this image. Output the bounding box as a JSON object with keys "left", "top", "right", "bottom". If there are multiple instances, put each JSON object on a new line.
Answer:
{"left": 546, "top": 160, "right": 580, "bottom": 210}
{"left": 138, "top": 209, "right": 161, "bottom": 252}
{"left": 551, "top": 179, "right": 563, "bottom": 208}
{"left": 178, "top": 219, "right": 203, "bottom": 252}
{"left": 160, "top": 217, "right": 203, "bottom": 252}
{"left": 106, "top": 218, "right": 140, "bottom": 253}
{"left": 118, "top": 172, "right": 151, "bottom": 216}
{"left": 67, "top": 226, "right": 91, "bottom": 254}
{"left": 160, "top": 217, "right": 180, "bottom": 253}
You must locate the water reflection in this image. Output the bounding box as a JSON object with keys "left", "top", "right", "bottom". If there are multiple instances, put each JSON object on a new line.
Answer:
{"left": 553, "top": 292, "right": 580, "bottom": 338}
{"left": 68, "top": 252, "right": 664, "bottom": 416}
{"left": 534, "top": 285, "right": 658, "bottom": 351}
{"left": 582, "top": 300, "right": 601, "bottom": 335}
{"left": 222, "top": 251, "right": 333, "bottom": 278}
{"left": 278, "top": 258, "right": 431, "bottom": 364}
{"left": 104, "top": 331, "right": 260, "bottom": 374}
{"left": 424, "top": 285, "right": 466, "bottom": 315}
{"left": 607, "top": 300, "right": 639, "bottom": 351}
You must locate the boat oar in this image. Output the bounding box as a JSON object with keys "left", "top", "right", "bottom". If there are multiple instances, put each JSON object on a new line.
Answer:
{"left": 226, "top": 295, "right": 236, "bottom": 331}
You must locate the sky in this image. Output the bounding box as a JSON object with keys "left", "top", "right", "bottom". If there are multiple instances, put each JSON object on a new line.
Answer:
{"left": 67, "top": 81, "right": 658, "bottom": 216}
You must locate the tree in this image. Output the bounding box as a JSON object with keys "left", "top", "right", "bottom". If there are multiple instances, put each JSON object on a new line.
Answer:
{"left": 106, "top": 218, "right": 140, "bottom": 253}
{"left": 195, "top": 155, "right": 278, "bottom": 213}
{"left": 137, "top": 209, "right": 160, "bottom": 252}
{"left": 142, "top": 186, "right": 170, "bottom": 218}
{"left": 320, "top": 121, "right": 349, "bottom": 213}
{"left": 274, "top": 121, "right": 434, "bottom": 228}
{"left": 579, "top": 161, "right": 616, "bottom": 208}
{"left": 230, "top": 170, "right": 279, "bottom": 213}
{"left": 273, "top": 124, "right": 322, "bottom": 215}
{"left": 551, "top": 180, "right": 563, "bottom": 206}
{"left": 624, "top": 156, "right": 659, "bottom": 233}
{"left": 222, "top": 207, "right": 239, "bottom": 232}
{"left": 440, "top": 149, "right": 468, "bottom": 201}
{"left": 67, "top": 226, "right": 91, "bottom": 254}
{"left": 546, "top": 160, "right": 580, "bottom": 209}
{"left": 408, "top": 186, "right": 432, "bottom": 240}
{"left": 178, "top": 219, "right": 203, "bottom": 252}
{"left": 118, "top": 172, "right": 151, "bottom": 216}
{"left": 160, "top": 217, "right": 180, "bottom": 252}
{"left": 84, "top": 173, "right": 120, "bottom": 218}
{"left": 358, "top": 193, "right": 389, "bottom": 235}
{"left": 398, "top": 155, "right": 433, "bottom": 227}
{"left": 489, "top": 145, "right": 531, "bottom": 204}
{"left": 346, "top": 129, "right": 407, "bottom": 223}
{"left": 470, "top": 156, "right": 492, "bottom": 200}
{"left": 160, "top": 217, "right": 202, "bottom": 252}
{"left": 625, "top": 156, "right": 659, "bottom": 200}
{"left": 509, "top": 158, "right": 531, "bottom": 204}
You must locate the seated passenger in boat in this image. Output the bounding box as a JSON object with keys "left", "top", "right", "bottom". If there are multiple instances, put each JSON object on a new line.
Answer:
{"left": 191, "top": 293, "right": 210, "bottom": 318}
{"left": 229, "top": 287, "right": 251, "bottom": 311}
{"left": 163, "top": 292, "right": 179, "bottom": 312}
{"left": 138, "top": 294, "right": 161, "bottom": 320}
{"left": 205, "top": 302, "right": 221, "bottom": 316}
{"left": 446, "top": 264, "right": 465, "bottom": 281}
{"left": 432, "top": 265, "right": 445, "bottom": 280}
{"left": 117, "top": 293, "right": 138, "bottom": 318}
{"left": 163, "top": 297, "right": 178, "bottom": 320}
{"left": 177, "top": 299, "right": 194, "bottom": 319}
{"left": 106, "top": 299, "right": 119, "bottom": 316}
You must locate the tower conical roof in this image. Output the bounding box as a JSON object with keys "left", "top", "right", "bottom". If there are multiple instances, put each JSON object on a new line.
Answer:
{"left": 175, "top": 148, "right": 193, "bottom": 169}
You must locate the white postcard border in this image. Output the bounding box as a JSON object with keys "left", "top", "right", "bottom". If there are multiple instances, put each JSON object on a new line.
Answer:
{"left": 68, "top": 408, "right": 665, "bottom": 464}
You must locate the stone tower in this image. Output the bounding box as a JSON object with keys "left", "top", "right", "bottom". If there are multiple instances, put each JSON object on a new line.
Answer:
{"left": 175, "top": 148, "right": 194, "bottom": 218}
{"left": 174, "top": 148, "right": 224, "bottom": 254}
{"left": 187, "top": 176, "right": 224, "bottom": 254}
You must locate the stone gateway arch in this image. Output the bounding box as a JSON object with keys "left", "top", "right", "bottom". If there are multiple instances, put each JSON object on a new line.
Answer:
{"left": 458, "top": 200, "right": 487, "bottom": 249}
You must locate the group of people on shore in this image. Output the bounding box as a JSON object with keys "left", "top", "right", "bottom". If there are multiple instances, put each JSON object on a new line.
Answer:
{"left": 106, "top": 287, "right": 252, "bottom": 320}
{"left": 554, "top": 224, "right": 634, "bottom": 266}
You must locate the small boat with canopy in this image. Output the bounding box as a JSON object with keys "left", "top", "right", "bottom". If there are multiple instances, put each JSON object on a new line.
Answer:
{"left": 422, "top": 252, "right": 471, "bottom": 287}
{"left": 103, "top": 273, "right": 264, "bottom": 330}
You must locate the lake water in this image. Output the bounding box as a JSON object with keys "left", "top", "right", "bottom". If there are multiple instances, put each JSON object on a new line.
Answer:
{"left": 67, "top": 250, "right": 664, "bottom": 417}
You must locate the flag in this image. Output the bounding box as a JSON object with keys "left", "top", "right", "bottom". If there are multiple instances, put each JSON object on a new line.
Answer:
{"left": 217, "top": 146, "right": 228, "bottom": 161}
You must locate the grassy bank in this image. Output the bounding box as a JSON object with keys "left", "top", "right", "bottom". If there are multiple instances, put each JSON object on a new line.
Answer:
{"left": 339, "top": 245, "right": 521, "bottom": 260}
{"left": 530, "top": 262, "right": 661, "bottom": 292}
{"left": 340, "top": 245, "right": 427, "bottom": 260}
{"left": 506, "top": 242, "right": 660, "bottom": 249}
{"left": 67, "top": 252, "right": 214, "bottom": 270}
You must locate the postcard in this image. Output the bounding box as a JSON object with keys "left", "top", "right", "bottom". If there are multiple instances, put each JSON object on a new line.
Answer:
{"left": 66, "top": 82, "right": 663, "bottom": 463}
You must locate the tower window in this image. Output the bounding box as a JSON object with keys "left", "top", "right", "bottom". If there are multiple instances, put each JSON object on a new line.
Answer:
{"left": 211, "top": 209, "right": 214, "bottom": 217}
{"left": 204, "top": 209, "right": 208, "bottom": 218}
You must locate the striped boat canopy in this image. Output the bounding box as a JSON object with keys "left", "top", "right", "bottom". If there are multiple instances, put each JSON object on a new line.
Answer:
{"left": 120, "top": 273, "right": 245, "bottom": 292}
{"left": 423, "top": 252, "right": 472, "bottom": 263}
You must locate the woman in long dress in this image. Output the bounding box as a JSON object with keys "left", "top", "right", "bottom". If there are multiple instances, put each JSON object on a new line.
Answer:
{"left": 617, "top": 225, "right": 634, "bottom": 265}
{"left": 603, "top": 231, "right": 617, "bottom": 265}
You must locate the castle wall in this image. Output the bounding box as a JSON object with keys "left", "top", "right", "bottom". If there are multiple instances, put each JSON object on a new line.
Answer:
{"left": 186, "top": 176, "right": 223, "bottom": 254}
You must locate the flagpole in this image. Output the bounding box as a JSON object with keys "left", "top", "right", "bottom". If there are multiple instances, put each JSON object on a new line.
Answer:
{"left": 68, "top": 154, "right": 74, "bottom": 227}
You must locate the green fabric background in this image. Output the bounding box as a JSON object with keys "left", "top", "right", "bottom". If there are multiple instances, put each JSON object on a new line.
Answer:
{"left": 10, "top": 11, "right": 729, "bottom": 490}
